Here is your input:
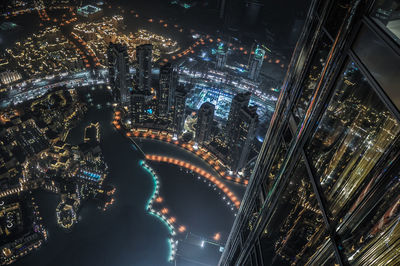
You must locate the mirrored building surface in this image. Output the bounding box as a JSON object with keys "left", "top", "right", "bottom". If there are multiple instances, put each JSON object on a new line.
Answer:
{"left": 220, "top": 0, "right": 400, "bottom": 265}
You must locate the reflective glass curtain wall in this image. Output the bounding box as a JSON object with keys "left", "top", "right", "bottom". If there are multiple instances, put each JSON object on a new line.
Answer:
{"left": 220, "top": 0, "right": 400, "bottom": 265}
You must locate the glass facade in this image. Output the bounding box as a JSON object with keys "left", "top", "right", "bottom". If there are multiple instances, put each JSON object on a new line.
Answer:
{"left": 305, "top": 241, "right": 338, "bottom": 266}
{"left": 306, "top": 60, "right": 400, "bottom": 219}
{"left": 338, "top": 164, "right": 400, "bottom": 265}
{"left": 325, "top": 0, "right": 353, "bottom": 38}
{"left": 261, "top": 126, "right": 292, "bottom": 199}
{"left": 259, "top": 158, "right": 329, "bottom": 266}
{"left": 220, "top": 1, "right": 400, "bottom": 265}
{"left": 371, "top": 0, "right": 400, "bottom": 43}
{"left": 293, "top": 34, "right": 332, "bottom": 122}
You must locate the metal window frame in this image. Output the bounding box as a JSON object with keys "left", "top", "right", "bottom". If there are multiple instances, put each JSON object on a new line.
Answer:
{"left": 220, "top": 0, "right": 400, "bottom": 265}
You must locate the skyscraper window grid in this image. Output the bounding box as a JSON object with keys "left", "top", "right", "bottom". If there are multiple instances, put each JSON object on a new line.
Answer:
{"left": 220, "top": 0, "right": 400, "bottom": 265}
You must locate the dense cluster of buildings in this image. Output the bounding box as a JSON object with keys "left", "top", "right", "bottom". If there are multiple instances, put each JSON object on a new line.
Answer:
{"left": 72, "top": 16, "right": 178, "bottom": 67}
{"left": 5, "top": 26, "right": 85, "bottom": 78}
{"left": 10, "top": 1, "right": 400, "bottom": 265}
{"left": 108, "top": 39, "right": 264, "bottom": 175}
{"left": 0, "top": 71, "right": 22, "bottom": 86}
{"left": 0, "top": 87, "right": 111, "bottom": 261}
{"left": 0, "top": 195, "right": 47, "bottom": 265}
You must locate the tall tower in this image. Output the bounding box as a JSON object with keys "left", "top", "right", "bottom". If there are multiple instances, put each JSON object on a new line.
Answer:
{"left": 173, "top": 85, "right": 188, "bottom": 134}
{"left": 108, "top": 42, "right": 130, "bottom": 106}
{"left": 195, "top": 102, "right": 215, "bottom": 144}
{"left": 225, "top": 92, "right": 251, "bottom": 144}
{"left": 158, "top": 63, "right": 176, "bottom": 117}
{"left": 220, "top": 0, "right": 400, "bottom": 265}
{"left": 230, "top": 105, "right": 258, "bottom": 172}
{"left": 130, "top": 92, "right": 146, "bottom": 125}
{"left": 248, "top": 45, "right": 265, "bottom": 81}
{"left": 135, "top": 44, "right": 152, "bottom": 92}
{"left": 216, "top": 42, "right": 228, "bottom": 69}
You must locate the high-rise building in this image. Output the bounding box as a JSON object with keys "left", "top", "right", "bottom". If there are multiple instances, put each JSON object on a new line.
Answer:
{"left": 135, "top": 44, "right": 152, "bottom": 92}
{"left": 108, "top": 42, "right": 131, "bottom": 106}
{"left": 216, "top": 43, "right": 228, "bottom": 69}
{"left": 225, "top": 92, "right": 255, "bottom": 172}
{"left": 220, "top": 0, "right": 400, "bottom": 265}
{"left": 248, "top": 45, "right": 265, "bottom": 81}
{"left": 173, "top": 85, "right": 188, "bottom": 134}
{"left": 243, "top": 0, "right": 264, "bottom": 26}
{"left": 218, "top": 0, "right": 246, "bottom": 30}
{"left": 158, "top": 63, "right": 176, "bottom": 117}
{"left": 130, "top": 89, "right": 152, "bottom": 125}
{"left": 225, "top": 92, "right": 251, "bottom": 144}
{"left": 229, "top": 105, "right": 258, "bottom": 172}
{"left": 195, "top": 102, "right": 215, "bottom": 144}
{"left": 130, "top": 92, "right": 146, "bottom": 125}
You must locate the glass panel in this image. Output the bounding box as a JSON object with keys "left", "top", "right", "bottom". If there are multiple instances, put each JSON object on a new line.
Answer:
{"left": 259, "top": 158, "right": 328, "bottom": 266}
{"left": 244, "top": 255, "right": 251, "bottom": 266}
{"left": 262, "top": 129, "right": 291, "bottom": 199}
{"left": 293, "top": 34, "right": 332, "bottom": 122}
{"left": 255, "top": 241, "right": 263, "bottom": 265}
{"left": 306, "top": 60, "right": 400, "bottom": 219}
{"left": 325, "top": 0, "right": 354, "bottom": 38}
{"left": 338, "top": 167, "right": 400, "bottom": 265}
{"left": 352, "top": 26, "right": 400, "bottom": 111}
{"left": 316, "top": 2, "right": 325, "bottom": 15}
{"left": 241, "top": 203, "right": 257, "bottom": 244}
{"left": 334, "top": 141, "right": 400, "bottom": 224}
{"left": 371, "top": 0, "right": 400, "bottom": 43}
{"left": 305, "top": 240, "right": 339, "bottom": 266}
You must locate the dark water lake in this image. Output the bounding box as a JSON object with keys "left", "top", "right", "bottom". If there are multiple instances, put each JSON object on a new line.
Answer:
{"left": 14, "top": 87, "right": 240, "bottom": 266}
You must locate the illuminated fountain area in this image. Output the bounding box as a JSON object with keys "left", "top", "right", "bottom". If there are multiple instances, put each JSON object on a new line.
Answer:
{"left": 139, "top": 153, "right": 242, "bottom": 263}
{"left": 140, "top": 160, "right": 178, "bottom": 262}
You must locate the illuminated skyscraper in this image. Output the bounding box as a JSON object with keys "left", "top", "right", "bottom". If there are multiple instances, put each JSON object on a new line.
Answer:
{"left": 195, "top": 102, "right": 215, "bottom": 144}
{"left": 130, "top": 92, "right": 146, "bottom": 125}
{"left": 225, "top": 92, "right": 256, "bottom": 172}
{"left": 220, "top": 0, "right": 400, "bottom": 265}
{"left": 173, "top": 85, "right": 188, "bottom": 134}
{"left": 135, "top": 44, "right": 152, "bottom": 92}
{"left": 108, "top": 42, "right": 131, "bottom": 106}
{"left": 229, "top": 105, "right": 258, "bottom": 172}
{"left": 225, "top": 92, "right": 251, "bottom": 144}
{"left": 158, "top": 63, "right": 176, "bottom": 117}
{"left": 248, "top": 45, "right": 265, "bottom": 81}
{"left": 218, "top": 0, "right": 243, "bottom": 30}
{"left": 216, "top": 43, "right": 228, "bottom": 69}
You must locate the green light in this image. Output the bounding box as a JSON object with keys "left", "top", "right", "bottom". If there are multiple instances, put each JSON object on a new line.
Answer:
{"left": 254, "top": 46, "right": 265, "bottom": 60}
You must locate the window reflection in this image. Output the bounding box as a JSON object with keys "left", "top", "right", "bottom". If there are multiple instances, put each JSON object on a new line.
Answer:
{"left": 259, "top": 158, "right": 328, "bottom": 265}
{"left": 293, "top": 34, "right": 332, "bottom": 122}
{"left": 305, "top": 240, "right": 338, "bottom": 266}
{"left": 339, "top": 168, "right": 400, "bottom": 265}
{"left": 372, "top": 0, "right": 400, "bottom": 42}
{"left": 306, "top": 61, "right": 400, "bottom": 218}
{"left": 262, "top": 127, "right": 291, "bottom": 198}
{"left": 325, "top": 0, "right": 353, "bottom": 38}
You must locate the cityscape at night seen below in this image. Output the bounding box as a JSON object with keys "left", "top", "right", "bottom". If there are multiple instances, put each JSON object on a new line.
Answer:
{"left": 0, "top": 0, "right": 399, "bottom": 265}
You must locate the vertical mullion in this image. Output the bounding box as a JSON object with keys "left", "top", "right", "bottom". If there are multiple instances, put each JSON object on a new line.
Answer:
{"left": 302, "top": 149, "right": 346, "bottom": 266}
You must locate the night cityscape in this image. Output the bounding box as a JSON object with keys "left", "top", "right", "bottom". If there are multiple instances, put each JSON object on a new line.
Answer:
{"left": 0, "top": 0, "right": 399, "bottom": 266}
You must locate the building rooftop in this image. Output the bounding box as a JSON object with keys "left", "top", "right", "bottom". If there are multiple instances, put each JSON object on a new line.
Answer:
{"left": 77, "top": 5, "right": 102, "bottom": 16}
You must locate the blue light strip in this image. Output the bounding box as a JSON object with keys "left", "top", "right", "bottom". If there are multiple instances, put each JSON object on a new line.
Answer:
{"left": 140, "top": 160, "right": 177, "bottom": 262}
